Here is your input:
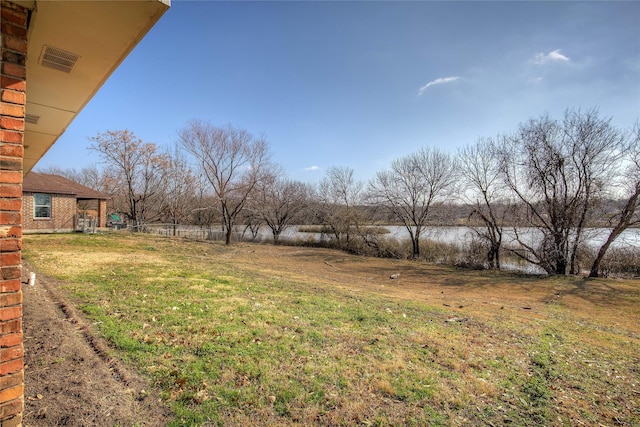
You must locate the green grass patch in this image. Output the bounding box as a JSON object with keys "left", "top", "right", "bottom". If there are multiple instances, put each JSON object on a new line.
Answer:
{"left": 23, "top": 233, "right": 640, "bottom": 426}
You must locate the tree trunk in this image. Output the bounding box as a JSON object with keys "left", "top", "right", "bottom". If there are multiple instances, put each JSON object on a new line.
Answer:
{"left": 589, "top": 238, "right": 614, "bottom": 278}
{"left": 589, "top": 188, "right": 639, "bottom": 277}
{"left": 412, "top": 238, "right": 420, "bottom": 258}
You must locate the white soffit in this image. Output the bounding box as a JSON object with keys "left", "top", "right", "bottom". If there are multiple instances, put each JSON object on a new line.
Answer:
{"left": 19, "top": 0, "right": 170, "bottom": 173}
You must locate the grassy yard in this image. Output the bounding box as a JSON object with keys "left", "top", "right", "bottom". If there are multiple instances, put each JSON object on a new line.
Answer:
{"left": 23, "top": 233, "right": 640, "bottom": 426}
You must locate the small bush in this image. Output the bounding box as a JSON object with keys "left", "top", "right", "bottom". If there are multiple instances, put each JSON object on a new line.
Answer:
{"left": 419, "top": 239, "right": 463, "bottom": 265}
{"left": 455, "top": 237, "right": 490, "bottom": 270}
{"left": 598, "top": 247, "right": 640, "bottom": 278}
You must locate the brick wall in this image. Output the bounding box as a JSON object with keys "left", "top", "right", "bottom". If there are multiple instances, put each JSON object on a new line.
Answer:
{"left": 22, "top": 193, "right": 77, "bottom": 232}
{"left": 99, "top": 199, "right": 107, "bottom": 228}
{"left": 0, "top": 1, "right": 27, "bottom": 425}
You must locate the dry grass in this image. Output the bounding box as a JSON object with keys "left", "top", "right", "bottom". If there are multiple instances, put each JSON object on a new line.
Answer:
{"left": 23, "top": 232, "right": 640, "bottom": 426}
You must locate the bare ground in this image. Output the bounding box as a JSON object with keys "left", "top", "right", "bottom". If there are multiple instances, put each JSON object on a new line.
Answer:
{"left": 22, "top": 260, "right": 172, "bottom": 427}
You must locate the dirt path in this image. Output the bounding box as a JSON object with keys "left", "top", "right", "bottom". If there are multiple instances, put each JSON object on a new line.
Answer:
{"left": 22, "top": 261, "right": 171, "bottom": 426}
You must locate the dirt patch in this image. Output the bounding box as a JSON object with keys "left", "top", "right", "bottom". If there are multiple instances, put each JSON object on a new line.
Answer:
{"left": 22, "top": 260, "right": 172, "bottom": 426}
{"left": 221, "top": 243, "right": 640, "bottom": 333}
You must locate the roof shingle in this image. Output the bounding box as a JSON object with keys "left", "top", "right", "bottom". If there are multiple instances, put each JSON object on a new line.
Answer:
{"left": 23, "top": 172, "right": 109, "bottom": 200}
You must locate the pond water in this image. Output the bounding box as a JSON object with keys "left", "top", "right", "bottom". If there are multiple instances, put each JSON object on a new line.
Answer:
{"left": 158, "top": 224, "right": 639, "bottom": 250}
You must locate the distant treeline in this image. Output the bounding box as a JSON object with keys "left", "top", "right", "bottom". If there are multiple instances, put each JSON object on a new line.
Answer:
{"left": 38, "top": 108, "right": 639, "bottom": 277}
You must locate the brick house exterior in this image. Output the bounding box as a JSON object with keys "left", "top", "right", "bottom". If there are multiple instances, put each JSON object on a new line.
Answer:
{"left": 0, "top": 3, "right": 28, "bottom": 425}
{"left": 22, "top": 173, "right": 108, "bottom": 233}
{"left": 0, "top": 1, "right": 168, "bottom": 425}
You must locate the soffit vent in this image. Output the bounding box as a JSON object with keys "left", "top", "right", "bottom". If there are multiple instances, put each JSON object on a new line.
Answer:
{"left": 25, "top": 114, "right": 40, "bottom": 124}
{"left": 39, "top": 45, "right": 80, "bottom": 73}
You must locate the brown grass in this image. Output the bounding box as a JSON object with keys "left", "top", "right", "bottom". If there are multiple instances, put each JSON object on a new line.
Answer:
{"left": 23, "top": 233, "right": 640, "bottom": 426}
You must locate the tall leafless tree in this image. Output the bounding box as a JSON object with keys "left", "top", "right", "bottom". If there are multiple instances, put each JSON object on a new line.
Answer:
{"left": 179, "top": 120, "right": 271, "bottom": 244}
{"left": 368, "top": 148, "right": 457, "bottom": 258}
{"left": 255, "top": 174, "right": 311, "bottom": 244}
{"left": 458, "top": 137, "right": 509, "bottom": 269}
{"left": 161, "top": 145, "right": 198, "bottom": 236}
{"left": 315, "top": 166, "right": 365, "bottom": 246}
{"left": 589, "top": 124, "right": 640, "bottom": 277}
{"left": 89, "top": 130, "right": 168, "bottom": 231}
{"left": 498, "top": 109, "right": 627, "bottom": 275}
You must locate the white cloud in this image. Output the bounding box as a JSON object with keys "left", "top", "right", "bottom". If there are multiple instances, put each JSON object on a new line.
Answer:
{"left": 532, "top": 49, "right": 570, "bottom": 65}
{"left": 305, "top": 165, "right": 320, "bottom": 171}
{"left": 417, "top": 76, "right": 460, "bottom": 96}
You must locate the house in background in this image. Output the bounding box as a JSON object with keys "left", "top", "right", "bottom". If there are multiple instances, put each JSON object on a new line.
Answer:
{"left": 22, "top": 172, "right": 109, "bottom": 233}
{"left": 1, "top": 1, "right": 169, "bottom": 424}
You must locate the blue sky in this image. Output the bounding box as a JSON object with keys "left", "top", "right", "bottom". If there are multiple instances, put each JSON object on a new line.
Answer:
{"left": 37, "top": 0, "right": 640, "bottom": 183}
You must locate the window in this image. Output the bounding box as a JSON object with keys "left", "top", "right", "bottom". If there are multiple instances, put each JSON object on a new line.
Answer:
{"left": 34, "top": 193, "right": 51, "bottom": 219}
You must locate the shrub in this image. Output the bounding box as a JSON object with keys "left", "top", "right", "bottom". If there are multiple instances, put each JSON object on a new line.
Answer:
{"left": 598, "top": 247, "right": 640, "bottom": 278}
{"left": 455, "top": 237, "right": 490, "bottom": 270}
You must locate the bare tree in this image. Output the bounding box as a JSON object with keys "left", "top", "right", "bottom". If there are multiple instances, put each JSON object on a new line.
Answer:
{"left": 458, "top": 137, "right": 509, "bottom": 269}
{"left": 589, "top": 124, "right": 640, "bottom": 277}
{"left": 89, "top": 130, "right": 168, "bottom": 230}
{"left": 179, "top": 120, "right": 271, "bottom": 244}
{"left": 39, "top": 165, "right": 117, "bottom": 205}
{"left": 34, "top": 165, "right": 83, "bottom": 182}
{"left": 498, "top": 109, "right": 627, "bottom": 275}
{"left": 255, "top": 174, "right": 311, "bottom": 244}
{"left": 315, "top": 166, "right": 365, "bottom": 246}
{"left": 191, "top": 175, "right": 221, "bottom": 238}
{"left": 161, "top": 145, "right": 198, "bottom": 236}
{"left": 563, "top": 110, "right": 628, "bottom": 273}
{"left": 368, "top": 148, "right": 457, "bottom": 258}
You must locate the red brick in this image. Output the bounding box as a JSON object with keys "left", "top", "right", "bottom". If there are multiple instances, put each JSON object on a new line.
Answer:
{"left": 0, "top": 227, "right": 21, "bottom": 239}
{"left": 0, "top": 252, "right": 20, "bottom": 267}
{"left": 0, "top": 90, "right": 25, "bottom": 105}
{"left": 0, "top": 347, "right": 23, "bottom": 363}
{"left": 0, "top": 307, "right": 21, "bottom": 322}
{"left": 0, "top": 345, "right": 23, "bottom": 361}
{"left": 0, "top": 334, "right": 22, "bottom": 349}
{"left": 1, "top": 5, "right": 27, "bottom": 27}
{"left": 0, "top": 293, "right": 21, "bottom": 308}
{"left": 2, "top": 36, "right": 27, "bottom": 54}
{"left": 0, "top": 385, "right": 23, "bottom": 404}
{"left": 0, "top": 104, "right": 23, "bottom": 118}
{"left": 0, "top": 241, "right": 20, "bottom": 255}
{"left": 0, "top": 358, "right": 21, "bottom": 376}
{"left": 0, "top": 280, "right": 21, "bottom": 293}
{"left": 0, "top": 23, "right": 27, "bottom": 39}
{"left": 0, "top": 171, "right": 20, "bottom": 184}
{"left": 0, "top": 118, "right": 23, "bottom": 132}
{"left": 0, "top": 157, "right": 22, "bottom": 172}
{"left": 0, "top": 372, "right": 22, "bottom": 392}
{"left": 0, "top": 399, "right": 22, "bottom": 420}
{"left": 0, "top": 186, "right": 21, "bottom": 198}
{"left": 1, "top": 63, "right": 26, "bottom": 81}
{"left": 0, "top": 239, "right": 21, "bottom": 252}
{"left": 0, "top": 212, "right": 21, "bottom": 225}
{"left": 0, "top": 267, "right": 21, "bottom": 281}
{"left": 0, "top": 145, "right": 23, "bottom": 158}
{"left": 0, "top": 131, "right": 23, "bottom": 144}
{"left": 0, "top": 199, "right": 21, "bottom": 211}
{"left": 0, "top": 77, "right": 25, "bottom": 92}
{"left": 0, "top": 319, "right": 20, "bottom": 336}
